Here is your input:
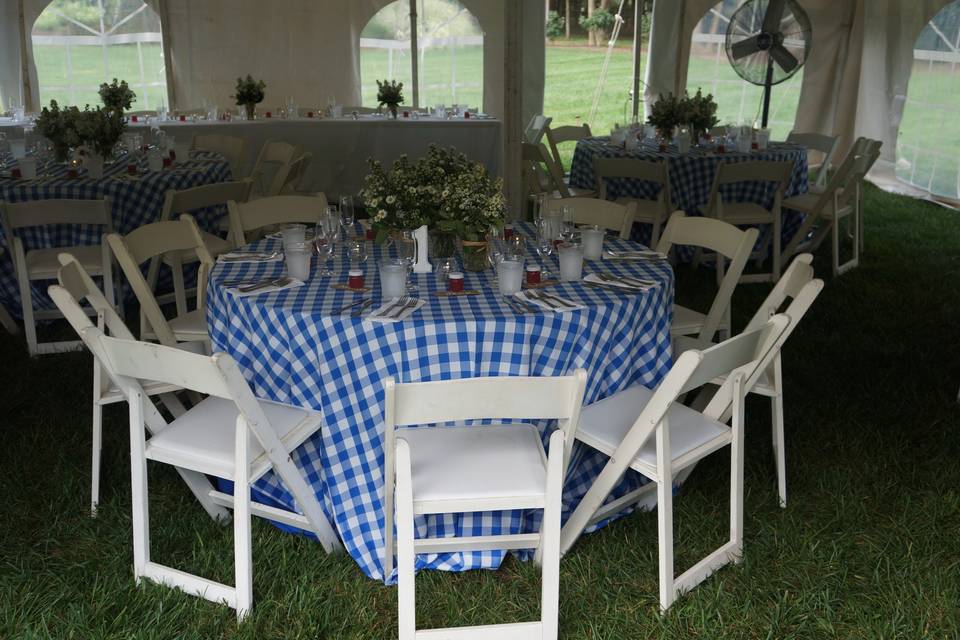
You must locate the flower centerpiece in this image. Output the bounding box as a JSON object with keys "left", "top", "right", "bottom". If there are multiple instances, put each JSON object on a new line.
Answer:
{"left": 376, "top": 79, "right": 404, "bottom": 119}
{"left": 98, "top": 78, "right": 136, "bottom": 113}
{"left": 680, "top": 88, "right": 719, "bottom": 142}
{"left": 647, "top": 93, "right": 683, "bottom": 141}
{"left": 234, "top": 75, "right": 266, "bottom": 120}
{"left": 362, "top": 145, "right": 505, "bottom": 270}
{"left": 35, "top": 100, "right": 85, "bottom": 162}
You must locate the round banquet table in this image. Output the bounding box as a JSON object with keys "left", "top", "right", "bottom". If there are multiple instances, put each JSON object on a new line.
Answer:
{"left": 569, "top": 137, "right": 809, "bottom": 247}
{"left": 206, "top": 223, "right": 675, "bottom": 581}
{"left": 0, "top": 150, "right": 232, "bottom": 315}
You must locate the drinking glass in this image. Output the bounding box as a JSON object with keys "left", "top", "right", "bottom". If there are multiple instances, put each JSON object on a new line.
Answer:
{"left": 339, "top": 195, "right": 355, "bottom": 234}
{"left": 313, "top": 223, "right": 337, "bottom": 277}
{"left": 393, "top": 229, "right": 418, "bottom": 291}
{"left": 487, "top": 229, "right": 506, "bottom": 279}
{"left": 347, "top": 237, "right": 367, "bottom": 265}
{"left": 505, "top": 234, "right": 526, "bottom": 262}
{"left": 535, "top": 217, "right": 555, "bottom": 278}
{"left": 497, "top": 260, "right": 523, "bottom": 296}
{"left": 379, "top": 258, "right": 407, "bottom": 299}
{"left": 558, "top": 243, "right": 584, "bottom": 281}
{"left": 284, "top": 241, "right": 311, "bottom": 281}
{"left": 560, "top": 204, "right": 576, "bottom": 242}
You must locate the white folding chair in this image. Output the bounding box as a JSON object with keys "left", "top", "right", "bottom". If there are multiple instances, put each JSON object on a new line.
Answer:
{"left": 386, "top": 371, "right": 588, "bottom": 640}
{"left": 522, "top": 142, "right": 593, "bottom": 200}
{"left": 275, "top": 152, "right": 313, "bottom": 195}
{"left": 155, "top": 179, "right": 252, "bottom": 314}
{"left": 559, "top": 315, "right": 790, "bottom": 611}
{"left": 108, "top": 215, "right": 213, "bottom": 348}
{"left": 52, "top": 254, "right": 194, "bottom": 515}
{"left": 698, "top": 160, "right": 793, "bottom": 283}
{"left": 655, "top": 211, "right": 758, "bottom": 341}
{"left": 227, "top": 194, "right": 328, "bottom": 246}
{"left": 0, "top": 198, "right": 115, "bottom": 356}
{"left": 250, "top": 139, "right": 303, "bottom": 198}
{"left": 191, "top": 133, "right": 248, "bottom": 177}
{"left": 82, "top": 326, "right": 341, "bottom": 619}
{"left": 544, "top": 197, "right": 636, "bottom": 240}
{"left": 674, "top": 254, "right": 824, "bottom": 506}
{"left": 0, "top": 301, "right": 18, "bottom": 335}
{"left": 524, "top": 114, "right": 552, "bottom": 144}
{"left": 544, "top": 123, "right": 592, "bottom": 175}
{"left": 49, "top": 278, "right": 229, "bottom": 522}
{"left": 787, "top": 132, "right": 839, "bottom": 191}
{"left": 593, "top": 157, "right": 673, "bottom": 247}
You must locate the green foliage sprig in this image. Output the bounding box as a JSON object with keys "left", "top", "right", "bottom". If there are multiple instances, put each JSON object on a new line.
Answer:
{"left": 35, "top": 100, "right": 126, "bottom": 160}
{"left": 98, "top": 78, "right": 136, "bottom": 112}
{"left": 376, "top": 79, "right": 404, "bottom": 108}
{"left": 234, "top": 75, "right": 266, "bottom": 106}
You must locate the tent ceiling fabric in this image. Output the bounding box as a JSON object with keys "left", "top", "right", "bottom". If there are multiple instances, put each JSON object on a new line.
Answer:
{"left": 1, "top": 0, "right": 544, "bottom": 125}
{"left": 646, "top": 0, "right": 953, "bottom": 163}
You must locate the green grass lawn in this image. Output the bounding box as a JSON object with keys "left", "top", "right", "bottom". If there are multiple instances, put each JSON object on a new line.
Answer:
{"left": 1, "top": 184, "right": 959, "bottom": 639}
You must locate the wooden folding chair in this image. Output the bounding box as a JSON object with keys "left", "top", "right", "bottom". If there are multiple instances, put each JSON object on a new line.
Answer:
{"left": 787, "top": 131, "right": 839, "bottom": 191}
{"left": 674, "top": 254, "right": 824, "bottom": 506}
{"left": 543, "top": 196, "right": 636, "bottom": 240}
{"left": 594, "top": 157, "right": 673, "bottom": 246}
{"left": 275, "top": 152, "right": 313, "bottom": 195}
{"left": 655, "top": 211, "right": 758, "bottom": 341}
{"left": 250, "top": 139, "right": 303, "bottom": 197}
{"left": 386, "top": 371, "right": 587, "bottom": 639}
{"left": 522, "top": 142, "right": 593, "bottom": 200}
{"left": 0, "top": 198, "right": 115, "bottom": 356}
{"left": 83, "top": 325, "right": 342, "bottom": 619}
{"left": 559, "top": 315, "right": 790, "bottom": 611}
{"left": 524, "top": 114, "right": 552, "bottom": 144}
{"left": 544, "top": 123, "right": 592, "bottom": 175}
{"left": 227, "top": 194, "right": 328, "bottom": 246}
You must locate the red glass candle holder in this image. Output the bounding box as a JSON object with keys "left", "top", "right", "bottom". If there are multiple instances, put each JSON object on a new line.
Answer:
{"left": 504, "top": 224, "right": 514, "bottom": 239}
{"left": 717, "top": 144, "right": 726, "bottom": 154}
{"left": 348, "top": 270, "right": 365, "bottom": 290}
{"left": 11, "top": 168, "right": 22, "bottom": 180}
{"left": 526, "top": 265, "right": 541, "bottom": 286}
{"left": 751, "top": 142, "right": 759, "bottom": 150}
{"left": 131, "top": 115, "right": 139, "bottom": 123}
{"left": 67, "top": 169, "right": 78, "bottom": 179}
{"left": 169, "top": 149, "right": 176, "bottom": 161}
{"left": 464, "top": 111, "right": 471, "bottom": 119}
{"left": 265, "top": 111, "right": 272, "bottom": 118}
{"left": 448, "top": 272, "right": 464, "bottom": 292}
{"left": 162, "top": 157, "right": 172, "bottom": 168}
{"left": 127, "top": 163, "right": 138, "bottom": 175}
{"left": 658, "top": 143, "right": 668, "bottom": 153}
{"left": 403, "top": 111, "right": 410, "bottom": 118}
{"left": 179, "top": 114, "right": 186, "bottom": 122}
{"left": 365, "top": 227, "right": 376, "bottom": 240}
{"left": 307, "top": 111, "right": 314, "bottom": 118}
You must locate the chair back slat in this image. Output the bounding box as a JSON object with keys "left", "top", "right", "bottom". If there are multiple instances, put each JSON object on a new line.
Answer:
{"left": 593, "top": 157, "right": 671, "bottom": 204}
{"left": 55, "top": 254, "right": 134, "bottom": 339}
{"left": 1, "top": 198, "right": 112, "bottom": 230}
{"left": 272, "top": 152, "right": 313, "bottom": 196}
{"left": 656, "top": 210, "right": 754, "bottom": 260}
{"left": 743, "top": 254, "right": 814, "bottom": 332}
{"left": 228, "top": 194, "right": 328, "bottom": 245}
{"left": 545, "top": 124, "right": 592, "bottom": 169}
{"left": 544, "top": 197, "right": 635, "bottom": 239}
{"left": 114, "top": 219, "right": 201, "bottom": 264}
{"left": 714, "top": 160, "right": 793, "bottom": 186}
{"left": 161, "top": 180, "right": 252, "bottom": 222}
{"left": 682, "top": 317, "right": 786, "bottom": 394}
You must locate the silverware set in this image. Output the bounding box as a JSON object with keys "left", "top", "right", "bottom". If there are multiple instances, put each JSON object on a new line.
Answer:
{"left": 588, "top": 272, "right": 657, "bottom": 293}
{"left": 219, "top": 250, "right": 281, "bottom": 262}
{"left": 230, "top": 276, "right": 291, "bottom": 293}
{"left": 522, "top": 290, "right": 577, "bottom": 310}
{"left": 370, "top": 296, "right": 418, "bottom": 320}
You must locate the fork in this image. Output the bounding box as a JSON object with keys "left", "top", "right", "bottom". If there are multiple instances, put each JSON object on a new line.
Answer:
{"left": 238, "top": 277, "right": 291, "bottom": 293}
{"left": 389, "top": 297, "right": 419, "bottom": 319}
{"left": 373, "top": 295, "right": 410, "bottom": 319}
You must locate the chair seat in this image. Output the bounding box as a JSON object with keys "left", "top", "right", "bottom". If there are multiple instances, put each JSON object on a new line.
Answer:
{"left": 168, "top": 309, "right": 209, "bottom": 341}
{"left": 161, "top": 232, "right": 232, "bottom": 266}
{"left": 699, "top": 202, "right": 775, "bottom": 224}
{"left": 782, "top": 193, "right": 820, "bottom": 214}
{"left": 26, "top": 245, "right": 103, "bottom": 279}
{"left": 674, "top": 335, "right": 775, "bottom": 395}
{"left": 399, "top": 424, "right": 548, "bottom": 514}
{"left": 671, "top": 304, "right": 710, "bottom": 337}
{"left": 145, "top": 396, "right": 322, "bottom": 480}
{"left": 576, "top": 384, "right": 731, "bottom": 478}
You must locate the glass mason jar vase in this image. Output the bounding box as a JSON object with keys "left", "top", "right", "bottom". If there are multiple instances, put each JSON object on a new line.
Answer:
{"left": 460, "top": 240, "right": 489, "bottom": 272}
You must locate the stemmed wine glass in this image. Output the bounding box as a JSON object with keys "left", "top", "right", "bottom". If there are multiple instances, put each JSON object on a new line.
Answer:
{"left": 339, "top": 195, "right": 355, "bottom": 236}
{"left": 393, "top": 229, "right": 418, "bottom": 291}
{"left": 487, "top": 227, "right": 506, "bottom": 281}
{"left": 313, "top": 211, "right": 339, "bottom": 276}
{"left": 559, "top": 204, "right": 576, "bottom": 243}
{"left": 535, "top": 217, "right": 555, "bottom": 278}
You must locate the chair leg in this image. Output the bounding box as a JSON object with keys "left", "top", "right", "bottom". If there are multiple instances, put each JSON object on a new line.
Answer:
{"left": 395, "top": 440, "right": 416, "bottom": 640}
{"left": 20, "top": 285, "right": 38, "bottom": 357}
{"left": 234, "top": 426, "right": 253, "bottom": 621}
{"left": 170, "top": 256, "right": 188, "bottom": 317}
{"left": 772, "top": 393, "right": 787, "bottom": 508}
{"left": 656, "top": 477, "right": 675, "bottom": 612}
{"left": 0, "top": 304, "right": 19, "bottom": 335}
{"left": 831, "top": 215, "right": 840, "bottom": 277}
{"left": 539, "top": 432, "right": 564, "bottom": 640}
{"left": 128, "top": 393, "right": 151, "bottom": 582}
{"left": 91, "top": 400, "right": 103, "bottom": 517}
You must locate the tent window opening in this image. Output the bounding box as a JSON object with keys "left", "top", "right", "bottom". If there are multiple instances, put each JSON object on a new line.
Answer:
{"left": 360, "top": 0, "right": 484, "bottom": 110}
{"left": 897, "top": 1, "right": 960, "bottom": 200}
{"left": 32, "top": 0, "right": 168, "bottom": 110}
{"left": 686, "top": 0, "right": 803, "bottom": 139}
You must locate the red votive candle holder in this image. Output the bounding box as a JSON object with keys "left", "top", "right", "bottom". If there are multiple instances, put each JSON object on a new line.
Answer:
{"left": 658, "top": 142, "right": 668, "bottom": 152}
{"left": 526, "top": 265, "right": 541, "bottom": 286}
{"left": 464, "top": 111, "right": 471, "bottom": 119}
{"left": 179, "top": 114, "right": 186, "bottom": 122}
{"left": 307, "top": 111, "right": 314, "bottom": 118}
{"left": 348, "top": 269, "right": 365, "bottom": 290}
{"left": 127, "top": 163, "right": 138, "bottom": 175}
{"left": 448, "top": 272, "right": 464, "bottom": 292}
{"left": 365, "top": 227, "right": 376, "bottom": 240}
{"left": 403, "top": 111, "right": 410, "bottom": 118}
{"left": 169, "top": 149, "right": 176, "bottom": 161}
{"left": 717, "top": 144, "right": 726, "bottom": 154}
{"left": 67, "top": 168, "right": 78, "bottom": 179}
{"left": 162, "top": 157, "right": 172, "bottom": 168}
{"left": 265, "top": 111, "right": 272, "bottom": 118}
{"left": 751, "top": 141, "right": 759, "bottom": 150}
{"left": 11, "top": 168, "right": 22, "bottom": 179}
{"left": 504, "top": 224, "right": 514, "bottom": 239}
{"left": 131, "top": 115, "right": 139, "bottom": 123}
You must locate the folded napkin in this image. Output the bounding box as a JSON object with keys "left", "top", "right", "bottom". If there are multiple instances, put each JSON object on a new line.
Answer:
{"left": 228, "top": 277, "right": 303, "bottom": 297}
{"left": 603, "top": 249, "right": 667, "bottom": 261}
{"left": 583, "top": 273, "right": 657, "bottom": 291}
{"left": 218, "top": 250, "right": 283, "bottom": 263}
{"left": 364, "top": 298, "right": 425, "bottom": 323}
{"left": 515, "top": 290, "right": 584, "bottom": 313}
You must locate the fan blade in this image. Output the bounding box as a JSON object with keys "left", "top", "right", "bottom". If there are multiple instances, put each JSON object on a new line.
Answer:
{"left": 762, "top": 0, "right": 787, "bottom": 34}
{"left": 731, "top": 36, "right": 762, "bottom": 60}
{"left": 769, "top": 44, "right": 799, "bottom": 73}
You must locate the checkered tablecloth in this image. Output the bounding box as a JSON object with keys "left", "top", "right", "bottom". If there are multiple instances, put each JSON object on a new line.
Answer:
{"left": 569, "top": 138, "right": 808, "bottom": 247}
{"left": 0, "top": 151, "right": 232, "bottom": 316}
{"left": 206, "top": 223, "right": 675, "bottom": 582}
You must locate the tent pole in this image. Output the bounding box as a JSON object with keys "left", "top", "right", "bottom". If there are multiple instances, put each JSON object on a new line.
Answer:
{"left": 17, "top": 0, "right": 33, "bottom": 112}
{"left": 503, "top": 0, "right": 524, "bottom": 220}
{"left": 761, "top": 59, "right": 774, "bottom": 128}
{"left": 410, "top": 0, "right": 419, "bottom": 108}
{"left": 158, "top": 0, "right": 176, "bottom": 111}
{"left": 631, "top": 0, "right": 642, "bottom": 121}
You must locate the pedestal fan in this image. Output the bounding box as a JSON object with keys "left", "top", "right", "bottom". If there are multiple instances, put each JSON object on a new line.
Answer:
{"left": 725, "top": 0, "right": 812, "bottom": 128}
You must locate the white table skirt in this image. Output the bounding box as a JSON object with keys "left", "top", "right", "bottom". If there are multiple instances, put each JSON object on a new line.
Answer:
{"left": 1, "top": 117, "right": 503, "bottom": 199}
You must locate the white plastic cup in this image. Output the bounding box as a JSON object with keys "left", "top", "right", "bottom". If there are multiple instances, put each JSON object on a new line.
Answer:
{"left": 758, "top": 128, "right": 771, "bottom": 150}
{"left": 581, "top": 227, "right": 605, "bottom": 260}
{"left": 9, "top": 139, "right": 26, "bottom": 159}
{"left": 284, "top": 241, "right": 311, "bottom": 281}
{"left": 558, "top": 244, "right": 584, "bottom": 282}
{"left": 379, "top": 260, "right": 407, "bottom": 299}
{"left": 19, "top": 156, "right": 37, "bottom": 179}
{"left": 147, "top": 150, "right": 163, "bottom": 172}
{"left": 497, "top": 259, "right": 523, "bottom": 295}
{"left": 281, "top": 223, "right": 307, "bottom": 245}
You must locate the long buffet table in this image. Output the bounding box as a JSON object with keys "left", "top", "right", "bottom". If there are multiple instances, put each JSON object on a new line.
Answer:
{"left": 1, "top": 115, "right": 503, "bottom": 198}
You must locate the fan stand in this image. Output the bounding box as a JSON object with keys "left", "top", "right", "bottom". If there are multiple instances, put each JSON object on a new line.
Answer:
{"left": 761, "top": 58, "right": 774, "bottom": 129}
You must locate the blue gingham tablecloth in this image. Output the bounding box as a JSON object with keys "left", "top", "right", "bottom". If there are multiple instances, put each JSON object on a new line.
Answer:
{"left": 0, "top": 150, "right": 232, "bottom": 316}
{"left": 569, "top": 138, "right": 808, "bottom": 248}
{"left": 206, "top": 222, "right": 675, "bottom": 582}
